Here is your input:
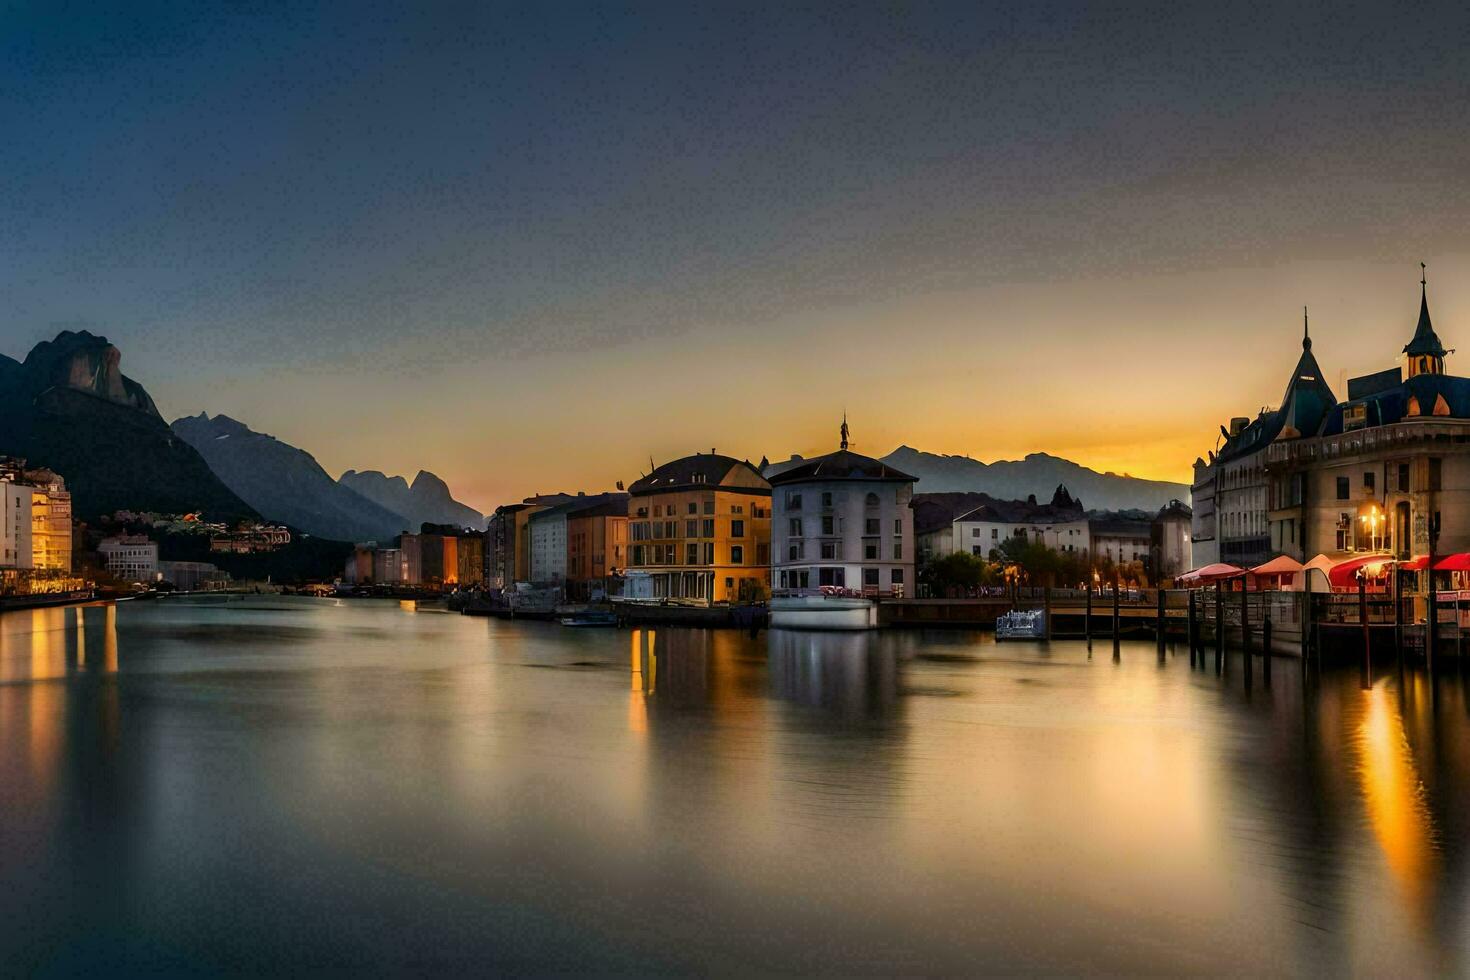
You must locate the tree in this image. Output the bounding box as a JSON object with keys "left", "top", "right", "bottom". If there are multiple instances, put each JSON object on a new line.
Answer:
{"left": 921, "top": 552, "right": 996, "bottom": 595}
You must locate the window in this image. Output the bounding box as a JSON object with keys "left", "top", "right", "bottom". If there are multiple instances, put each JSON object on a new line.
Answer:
{"left": 702, "top": 519, "right": 715, "bottom": 537}
{"left": 687, "top": 543, "right": 699, "bottom": 565}
{"left": 894, "top": 519, "right": 901, "bottom": 534}
{"left": 821, "top": 542, "right": 836, "bottom": 559}
{"left": 865, "top": 543, "right": 878, "bottom": 559}
{"left": 757, "top": 543, "right": 769, "bottom": 564}
{"left": 704, "top": 500, "right": 714, "bottom": 515}
{"left": 731, "top": 519, "right": 745, "bottom": 538}
{"left": 865, "top": 492, "right": 879, "bottom": 507}
{"left": 863, "top": 568, "right": 880, "bottom": 587}
{"left": 687, "top": 520, "right": 698, "bottom": 537}
{"left": 688, "top": 502, "right": 697, "bottom": 515}
{"left": 731, "top": 545, "right": 744, "bottom": 564}
{"left": 789, "top": 542, "right": 804, "bottom": 561}
{"left": 891, "top": 569, "right": 904, "bottom": 584}
{"left": 865, "top": 518, "right": 880, "bottom": 535}
{"left": 731, "top": 504, "right": 743, "bottom": 514}
{"left": 779, "top": 571, "right": 788, "bottom": 588}
{"left": 789, "top": 518, "right": 803, "bottom": 536}
{"left": 892, "top": 541, "right": 902, "bottom": 560}
{"left": 991, "top": 529, "right": 998, "bottom": 539}
{"left": 786, "top": 492, "right": 803, "bottom": 510}
{"left": 704, "top": 542, "right": 715, "bottom": 564}
{"left": 971, "top": 527, "right": 980, "bottom": 538}
{"left": 821, "top": 492, "right": 833, "bottom": 508}
{"left": 1336, "top": 477, "right": 1349, "bottom": 500}
{"left": 822, "top": 515, "right": 835, "bottom": 535}
{"left": 972, "top": 545, "right": 983, "bottom": 556}
{"left": 819, "top": 567, "right": 844, "bottom": 587}
{"left": 1363, "top": 471, "right": 1375, "bottom": 491}
{"left": 1398, "top": 463, "right": 1410, "bottom": 492}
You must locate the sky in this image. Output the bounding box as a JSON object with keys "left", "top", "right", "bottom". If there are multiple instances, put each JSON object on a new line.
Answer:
{"left": 4, "top": 1, "right": 1470, "bottom": 513}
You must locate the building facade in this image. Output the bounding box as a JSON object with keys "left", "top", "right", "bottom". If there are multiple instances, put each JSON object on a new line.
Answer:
{"left": 1194, "top": 272, "right": 1470, "bottom": 568}
{"left": 1, "top": 482, "right": 32, "bottom": 569}
{"left": 769, "top": 429, "right": 917, "bottom": 596}
{"left": 626, "top": 452, "right": 771, "bottom": 603}
{"left": 565, "top": 493, "right": 629, "bottom": 600}
{"left": 952, "top": 486, "right": 1089, "bottom": 560}
{"left": 98, "top": 535, "right": 159, "bottom": 584}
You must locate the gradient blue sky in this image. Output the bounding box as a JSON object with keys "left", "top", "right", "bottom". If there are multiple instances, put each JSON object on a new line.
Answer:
{"left": 5, "top": 1, "right": 1470, "bottom": 510}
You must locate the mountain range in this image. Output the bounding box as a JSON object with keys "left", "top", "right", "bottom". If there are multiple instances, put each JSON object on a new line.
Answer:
{"left": 339, "top": 470, "right": 486, "bottom": 532}
{"left": 0, "top": 331, "right": 258, "bottom": 521}
{"left": 172, "top": 413, "right": 412, "bottom": 543}
{"left": 878, "top": 447, "right": 1189, "bottom": 512}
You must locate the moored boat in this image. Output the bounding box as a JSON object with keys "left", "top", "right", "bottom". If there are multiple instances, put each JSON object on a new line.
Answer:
{"left": 769, "top": 593, "right": 878, "bottom": 631}
{"left": 995, "top": 608, "right": 1046, "bottom": 640}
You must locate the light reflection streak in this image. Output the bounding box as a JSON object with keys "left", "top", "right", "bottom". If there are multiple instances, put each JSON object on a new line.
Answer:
{"left": 1355, "top": 683, "right": 1438, "bottom": 926}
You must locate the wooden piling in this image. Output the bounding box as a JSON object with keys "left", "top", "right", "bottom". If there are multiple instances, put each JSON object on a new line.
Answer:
{"left": 1112, "top": 581, "right": 1121, "bottom": 657}
{"left": 1241, "top": 581, "right": 1252, "bottom": 689}
{"left": 1084, "top": 585, "right": 1092, "bottom": 645}
{"left": 1156, "top": 587, "right": 1166, "bottom": 659}
{"left": 1262, "top": 614, "right": 1272, "bottom": 685}
{"left": 1187, "top": 590, "right": 1197, "bottom": 667}
{"left": 1214, "top": 584, "right": 1224, "bottom": 675}
{"left": 1359, "top": 577, "right": 1371, "bottom": 687}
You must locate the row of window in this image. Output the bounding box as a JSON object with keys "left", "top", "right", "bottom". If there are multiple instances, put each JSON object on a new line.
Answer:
{"left": 787, "top": 540, "right": 902, "bottom": 561}
{"left": 629, "top": 543, "right": 771, "bottom": 566}
{"left": 778, "top": 567, "right": 904, "bottom": 588}
{"left": 1333, "top": 460, "right": 1440, "bottom": 500}
{"left": 788, "top": 517, "right": 901, "bottom": 536}
{"left": 785, "top": 491, "right": 886, "bottom": 510}
{"left": 631, "top": 519, "right": 748, "bottom": 541}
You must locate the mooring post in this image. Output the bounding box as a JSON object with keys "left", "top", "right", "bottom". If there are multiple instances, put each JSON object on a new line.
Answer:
{"left": 1043, "top": 585, "right": 1052, "bottom": 641}
{"left": 1393, "top": 566, "right": 1403, "bottom": 663}
{"left": 1262, "top": 613, "right": 1272, "bottom": 685}
{"left": 1300, "top": 586, "right": 1310, "bottom": 674}
{"left": 1112, "top": 579, "right": 1121, "bottom": 657}
{"left": 1427, "top": 578, "right": 1438, "bottom": 676}
{"left": 1187, "top": 590, "right": 1197, "bottom": 667}
{"left": 1156, "top": 587, "right": 1166, "bottom": 659}
{"left": 1241, "top": 580, "right": 1252, "bottom": 689}
{"left": 1214, "top": 584, "right": 1224, "bottom": 675}
{"left": 1359, "top": 576, "right": 1371, "bottom": 687}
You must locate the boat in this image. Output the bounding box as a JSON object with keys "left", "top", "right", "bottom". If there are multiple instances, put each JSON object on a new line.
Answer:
{"left": 560, "top": 610, "right": 619, "bottom": 627}
{"left": 995, "top": 608, "right": 1046, "bottom": 640}
{"left": 769, "top": 593, "right": 878, "bottom": 631}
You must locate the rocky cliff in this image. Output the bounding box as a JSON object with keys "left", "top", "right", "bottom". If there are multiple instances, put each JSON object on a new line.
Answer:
{"left": 0, "top": 332, "right": 257, "bottom": 521}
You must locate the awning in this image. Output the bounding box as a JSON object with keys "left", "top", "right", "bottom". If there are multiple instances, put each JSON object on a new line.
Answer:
{"left": 1399, "top": 555, "right": 1431, "bottom": 571}
{"left": 1251, "top": 555, "right": 1304, "bottom": 577}
{"left": 1327, "top": 554, "right": 1396, "bottom": 589}
{"left": 1179, "top": 562, "right": 1244, "bottom": 587}
{"left": 1433, "top": 553, "right": 1470, "bottom": 572}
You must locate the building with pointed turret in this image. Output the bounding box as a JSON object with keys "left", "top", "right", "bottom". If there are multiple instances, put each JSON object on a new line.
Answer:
{"left": 1192, "top": 267, "right": 1470, "bottom": 566}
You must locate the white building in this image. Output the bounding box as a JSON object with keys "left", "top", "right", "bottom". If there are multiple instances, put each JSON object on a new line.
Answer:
{"left": 1, "top": 481, "right": 33, "bottom": 569}
{"left": 768, "top": 428, "right": 917, "bottom": 596}
{"left": 98, "top": 535, "right": 159, "bottom": 584}
{"left": 528, "top": 501, "right": 573, "bottom": 585}
{"left": 952, "top": 486, "right": 1089, "bottom": 559}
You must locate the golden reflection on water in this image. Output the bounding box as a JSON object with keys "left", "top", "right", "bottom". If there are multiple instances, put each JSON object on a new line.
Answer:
{"left": 1355, "top": 683, "right": 1438, "bottom": 924}
{"left": 628, "top": 628, "right": 647, "bottom": 734}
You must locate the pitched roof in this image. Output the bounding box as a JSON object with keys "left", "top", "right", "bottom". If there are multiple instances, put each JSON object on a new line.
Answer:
{"left": 765, "top": 448, "right": 916, "bottom": 486}
{"left": 910, "top": 491, "right": 996, "bottom": 535}
{"left": 1404, "top": 282, "right": 1448, "bottom": 358}
{"left": 628, "top": 453, "right": 768, "bottom": 495}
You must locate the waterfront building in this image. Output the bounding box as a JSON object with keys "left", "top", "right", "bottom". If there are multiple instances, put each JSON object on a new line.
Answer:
{"left": 952, "top": 486, "right": 1088, "bottom": 560}
{"left": 769, "top": 424, "right": 917, "bottom": 595}
{"left": 344, "top": 546, "right": 374, "bottom": 584}
{"left": 0, "top": 460, "right": 72, "bottom": 572}
{"left": 1152, "top": 500, "right": 1193, "bottom": 580}
{"left": 911, "top": 491, "right": 994, "bottom": 563}
{"left": 1087, "top": 511, "right": 1151, "bottom": 568}
{"left": 1, "top": 481, "right": 32, "bottom": 569}
{"left": 456, "top": 534, "right": 483, "bottom": 587}
{"left": 373, "top": 547, "right": 405, "bottom": 584}
{"left": 566, "top": 493, "right": 629, "bottom": 600}
{"left": 98, "top": 535, "right": 159, "bottom": 584}
{"left": 528, "top": 501, "right": 575, "bottom": 585}
{"left": 1193, "top": 269, "right": 1470, "bottom": 565}
{"left": 626, "top": 452, "right": 771, "bottom": 603}
{"left": 159, "top": 560, "right": 231, "bottom": 592}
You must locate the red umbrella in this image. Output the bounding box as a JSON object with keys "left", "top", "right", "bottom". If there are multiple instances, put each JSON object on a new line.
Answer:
{"left": 1432, "top": 553, "right": 1470, "bottom": 572}
{"left": 1398, "top": 555, "right": 1430, "bottom": 571}
{"left": 1327, "top": 554, "right": 1395, "bottom": 589}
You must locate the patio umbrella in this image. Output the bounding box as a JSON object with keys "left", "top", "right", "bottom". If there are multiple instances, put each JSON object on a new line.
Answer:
{"left": 1432, "top": 553, "right": 1470, "bottom": 572}
{"left": 1250, "top": 554, "right": 1303, "bottom": 589}
{"left": 1398, "top": 555, "right": 1430, "bottom": 571}
{"left": 1189, "top": 562, "right": 1245, "bottom": 586}
{"left": 1302, "top": 553, "right": 1337, "bottom": 592}
{"left": 1327, "top": 554, "right": 1395, "bottom": 589}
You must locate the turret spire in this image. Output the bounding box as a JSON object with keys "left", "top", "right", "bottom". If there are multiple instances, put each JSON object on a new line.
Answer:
{"left": 1404, "top": 260, "right": 1447, "bottom": 372}
{"left": 1303, "top": 305, "right": 1310, "bottom": 350}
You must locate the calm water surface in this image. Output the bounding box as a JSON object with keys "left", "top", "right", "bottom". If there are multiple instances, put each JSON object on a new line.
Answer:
{"left": 2, "top": 596, "right": 1468, "bottom": 975}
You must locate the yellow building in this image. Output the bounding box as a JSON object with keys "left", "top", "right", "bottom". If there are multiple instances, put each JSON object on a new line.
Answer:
{"left": 626, "top": 453, "right": 771, "bottom": 603}
{"left": 29, "top": 475, "right": 72, "bottom": 573}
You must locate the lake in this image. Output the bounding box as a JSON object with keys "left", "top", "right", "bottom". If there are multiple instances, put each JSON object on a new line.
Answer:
{"left": 2, "top": 596, "right": 1467, "bottom": 975}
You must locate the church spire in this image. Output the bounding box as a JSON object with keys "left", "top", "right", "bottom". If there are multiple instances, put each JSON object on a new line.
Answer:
{"left": 1303, "top": 305, "right": 1310, "bottom": 350}
{"left": 1404, "top": 261, "right": 1447, "bottom": 375}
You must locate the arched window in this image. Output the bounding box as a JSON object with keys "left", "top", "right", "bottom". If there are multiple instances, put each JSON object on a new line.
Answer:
{"left": 865, "top": 492, "right": 880, "bottom": 507}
